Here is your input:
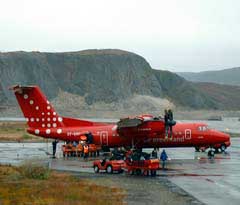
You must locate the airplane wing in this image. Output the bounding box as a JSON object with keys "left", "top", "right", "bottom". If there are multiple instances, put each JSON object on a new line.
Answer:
{"left": 117, "top": 115, "right": 165, "bottom": 138}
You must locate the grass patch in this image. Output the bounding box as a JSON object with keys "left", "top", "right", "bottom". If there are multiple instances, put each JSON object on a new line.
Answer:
{"left": 0, "top": 164, "right": 125, "bottom": 205}
{"left": 21, "top": 133, "right": 34, "bottom": 140}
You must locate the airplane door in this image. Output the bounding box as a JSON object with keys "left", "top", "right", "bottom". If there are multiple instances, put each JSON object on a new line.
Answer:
{"left": 100, "top": 131, "right": 108, "bottom": 146}
{"left": 185, "top": 129, "right": 191, "bottom": 140}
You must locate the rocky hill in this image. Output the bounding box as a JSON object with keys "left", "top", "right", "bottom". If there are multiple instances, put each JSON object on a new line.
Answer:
{"left": 1, "top": 49, "right": 240, "bottom": 117}
{"left": 178, "top": 67, "right": 240, "bottom": 86}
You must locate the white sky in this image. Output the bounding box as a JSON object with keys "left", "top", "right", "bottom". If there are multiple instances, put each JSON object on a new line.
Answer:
{"left": 0, "top": 0, "right": 240, "bottom": 72}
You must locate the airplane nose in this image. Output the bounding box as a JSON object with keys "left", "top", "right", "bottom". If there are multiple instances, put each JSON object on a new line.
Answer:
{"left": 218, "top": 131, "right": 230, "bottom": 142}
{"left": 222, "top": 132, "right": 230, "bottom": 142}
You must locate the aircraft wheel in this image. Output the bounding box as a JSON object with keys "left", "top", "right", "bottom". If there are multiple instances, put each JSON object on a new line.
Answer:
{"left": 208, "top": 150, "right": 215, "bottom": 158}
{"left": 195, "top": 147, "right": 200, "bottom": 152}
{"left": 214, "top": 148, "right": 219, "bottom": 154}
{"left": 106, "top": 165, "right": 113, "bottom": 174}
{"left": 220, "top": 144, "right": 226, "bottom": 152}
{"left": 94, "top": 165, "right": 99, "bottom": 173}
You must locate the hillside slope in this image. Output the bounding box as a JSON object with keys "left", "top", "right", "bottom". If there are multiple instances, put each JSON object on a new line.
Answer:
{"left": 0, "top": 49, "right": 240, "bottom": 115}
{"left": 178, "top": 67, "right": 240, "bottom": 86}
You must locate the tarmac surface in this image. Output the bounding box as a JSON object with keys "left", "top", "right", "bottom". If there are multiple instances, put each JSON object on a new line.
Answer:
{"left": 0, "top": 138, "right": 240, "bottom": 205}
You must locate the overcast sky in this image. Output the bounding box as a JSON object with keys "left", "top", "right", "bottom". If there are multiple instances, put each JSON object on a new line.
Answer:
{"left": 1, "top": 0, "right": 240, "bottom": 72}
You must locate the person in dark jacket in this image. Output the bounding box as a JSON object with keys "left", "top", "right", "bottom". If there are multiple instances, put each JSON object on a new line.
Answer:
{"left": 86, "top": 132, "right": 94, "bottom": 144}
{"left": 168, "top": 109, "right": 173, "bottom": 138}
{"left": 160, "top": 149, "right": 168, "bottom": 170}
{"left": 164, "top": 109, "right": 169, "bottom": 138}
{"left": 52, "top": 140, "right": 59, "bottom": 158}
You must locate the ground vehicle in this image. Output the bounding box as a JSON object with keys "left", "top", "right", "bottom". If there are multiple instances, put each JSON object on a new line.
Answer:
{"left": 93, "top": 159, "right": 125, "bottom": 173}
{"left": 62, "top": 143, "right": 101, "bottom": 157}
{"left": 125, "top": 158, "right": 160, "bottom": 176}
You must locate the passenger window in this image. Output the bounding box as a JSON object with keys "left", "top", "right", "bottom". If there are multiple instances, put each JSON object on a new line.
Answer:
{"left": 198, "top": 126, "right": 202, "bottom": 131}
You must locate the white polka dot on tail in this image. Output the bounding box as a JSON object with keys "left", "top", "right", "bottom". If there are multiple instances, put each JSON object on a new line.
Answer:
{"left": 57, "top": 129, "right": 62, "bottom": 134}
{"left": 35, "top": 129, "right": 40, "bottom": 134}
{"left": 46, "top": 129, "right": 51, "bottom": 134}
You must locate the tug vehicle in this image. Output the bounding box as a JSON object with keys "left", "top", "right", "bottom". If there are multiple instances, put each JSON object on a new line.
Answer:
{"left": 93, "top": 158, "right": 125, "bottom": 173}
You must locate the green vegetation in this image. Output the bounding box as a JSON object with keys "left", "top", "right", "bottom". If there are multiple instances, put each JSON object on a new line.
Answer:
{"left": 0, "top": 164, "right": 125, "bottom": 205}
{"left": 22, "top": 133, "right": 34, "bottom": 140}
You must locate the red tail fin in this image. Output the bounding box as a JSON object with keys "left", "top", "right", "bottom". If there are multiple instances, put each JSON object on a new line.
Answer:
{"left": 10, "top": 85, "right": 64, "bottom": 129}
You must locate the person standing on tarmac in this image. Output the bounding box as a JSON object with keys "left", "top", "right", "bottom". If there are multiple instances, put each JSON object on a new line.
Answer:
{"left": 164, "top": 109, "right": 169, "bottom": 138}
{"left": 52, "top": 140, "right": 59, "bottom": 158}
{"left": 83, "top": 144, "right": 89, "bottom": 160}
{"left": 160, "top": 149, "right": 168, "bottom": 170}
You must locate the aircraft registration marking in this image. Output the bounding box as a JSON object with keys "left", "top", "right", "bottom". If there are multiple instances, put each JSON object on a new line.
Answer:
{"left": 67, "top": 131, "right": 82, "bottom": 137}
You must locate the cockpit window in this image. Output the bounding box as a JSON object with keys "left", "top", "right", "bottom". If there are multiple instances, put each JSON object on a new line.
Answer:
{"left": 198, "top": 126, "right": 209, "bottom": 131}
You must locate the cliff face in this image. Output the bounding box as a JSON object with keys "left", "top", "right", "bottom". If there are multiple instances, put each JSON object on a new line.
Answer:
{"left": 0, "top": 50, "right": 162, "bottom": 105}
{"left": 0, "top": 49, "right": 240, "bottom": 111}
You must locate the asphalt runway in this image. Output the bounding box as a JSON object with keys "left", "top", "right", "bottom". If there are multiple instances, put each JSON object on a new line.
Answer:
{"left": 0, "top": 138, "right": 240, "bottom": 205}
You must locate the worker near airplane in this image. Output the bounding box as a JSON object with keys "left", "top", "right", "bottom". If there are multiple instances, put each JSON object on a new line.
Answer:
{"left": 160, "top": 149, "right": 168, "bottom": 170}
{"left": 164, "top": 109, "right": 169, "bottom": 138}
{"left": 83, "top": 144, "right": 89, "bottom": 160}
{"left": 168, "top": 109, "right": 174, "bottom": 138}
{"left": 52, "top": 139, "right": 59, "bottom": 158}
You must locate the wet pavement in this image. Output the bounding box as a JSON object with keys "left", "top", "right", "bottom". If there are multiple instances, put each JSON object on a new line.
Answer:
{"left": 1, "top": 138, "right": 240, "bottom": 205}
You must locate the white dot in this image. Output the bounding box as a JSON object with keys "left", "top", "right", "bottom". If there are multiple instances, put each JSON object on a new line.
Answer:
{"left": 29, "top": 100, "right": 34, "bottom": 105}
{"left": 53, "top": 112, "right": 56, "bottom": 115}
{"left": 47, "top": 112, "right": 50, "bottom": 115}
{"left": 24, "top": 94, "right": 28, "bottom": 99}
{"left": 57, "top": 129, "right": 62, "bottom": 134}
{"left": 58, "top": 117, "right": 63, "bottom": 122}
{"left": 42, "top": 118, "right": 45, "bottom": 122}
{"left": 47, "top": 123, "right": 51, "bottom": 128}
{"left": 47, "top": 118, "right": 50, "bottom": 121}
{"left": 35, "top": 129, "right": 40, "bottom": 134}
{"left": 36, "top": 118, "right": 39, "bottom": 122}
{"left": 47, "top": 100, "right": 50, "bottom": 104}
{"left": 46, "top": 129, "right": 51, "bottom": 134}
{"left": 42, "top": 112, "right": 45, "bottom": 115}
{"left": 53, "top": 123, "right": 57, "bottom": 128}
{"left": 35, "top": 106, "right": 39, "bottom": 110}
{"left": 26, "top": 118, "right": 29, "bottom": 122}
{"left": 42, "top": 124, "right": 45, "bottom": 128}
{"left": 53, "top": 117, "right": 56, "bottom": 122}
{"left": 30, "top": 118, "right": 34, "bottom": 122}
{"left": 47, "top": 106, "right": 51, "bottom": 110}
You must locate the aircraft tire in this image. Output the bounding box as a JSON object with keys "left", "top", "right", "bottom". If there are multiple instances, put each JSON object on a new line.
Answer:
{"left": 94, "top": 165, "right": 99, "bottom": 173}
{"left": 208, "top": 150, "right": 215, "bottom": 158}
{"left": 195, "top": 147, "right": 200, "bottom": 152}
{"left": 220, "top": 144, "right": 226, "bottom": 152}
{"left": 106, "top": 165, "right": 113, "bottom": 174}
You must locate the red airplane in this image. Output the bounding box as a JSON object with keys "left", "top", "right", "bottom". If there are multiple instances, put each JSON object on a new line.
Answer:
{"left": 10, "top": 85, "right": 230, "bottom": 152}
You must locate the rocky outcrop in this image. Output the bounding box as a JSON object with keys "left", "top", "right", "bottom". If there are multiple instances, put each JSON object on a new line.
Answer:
{"left": 0, "top": 49, "right": 240, "bottom": 111}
